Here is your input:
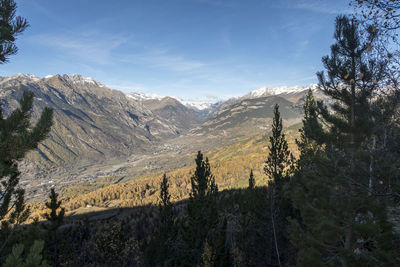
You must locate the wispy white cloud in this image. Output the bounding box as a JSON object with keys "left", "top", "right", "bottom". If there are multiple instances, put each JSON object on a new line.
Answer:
{"left": 122, "top": 48, "right": 208, "bottom": 73}
{"left": 30, "top": 31, "right": 131, "bottom": 65}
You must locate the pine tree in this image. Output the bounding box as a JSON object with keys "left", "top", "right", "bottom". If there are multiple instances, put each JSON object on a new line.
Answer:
{"left": 4, "top": 240, "right": 49, "bottom": 267}
{"left": 0, "top": 0, "right": 52, "bottom": 254}
{"left": 182, "top": 151, "right": 219, "bottom": 266}
{"left": 248, "top": 169, "right": 255, "bottom": 190}
{"left": 43, "top": 188, "right": 65, "bottom": 266}
{"left": 43, "top": 188, "right": 65, "bottom": 231}
{"left": 290, "top": 16, "right": 398, "bottom": 266}
{"left": 159, "top": 173, "right": 173, "bottom": 231}
{"left": 295, "top": 89, "right": 323, "bottom": 169}
{"left": 0, "top": 0, "right": 29, "bottom": 63}
{"left": 146, "top": 173, "right": 175, "bottom": 265}
{"left": 0, "top": 93, "right": 53, "bottom": 254}
{"left": 264, "top": 104, "right": 291, "bottom": 186}
{"left": 264, "top": 104, "right": 292, "bottom": 267}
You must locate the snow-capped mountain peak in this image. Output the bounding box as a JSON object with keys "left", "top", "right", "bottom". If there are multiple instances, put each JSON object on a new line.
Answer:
{"left": 1, "top": 73, "right": 41, "bottom": 82}
{"left": 59, "top": 74, "right": 105, "bottom": 87}
{"left": 246, "top": 84, "right": 319, "bottom": 99}
{"left": 127, "top": 92, "right": 165, "bottom": 101}
{"left": 0, "top": 73, "right": 106, "bottom": 88}
{"left": 127, "top": 92, "right": 215, "bottom": 110}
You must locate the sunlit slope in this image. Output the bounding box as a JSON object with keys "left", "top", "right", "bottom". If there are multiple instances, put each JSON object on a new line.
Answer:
{"left": 28, "top": 122, "right": 302, "bottom": 218}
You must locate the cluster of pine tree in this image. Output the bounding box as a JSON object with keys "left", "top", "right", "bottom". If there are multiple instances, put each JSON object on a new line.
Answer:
{"left": 1, "top": 0, "right": 399, "bottom": 265}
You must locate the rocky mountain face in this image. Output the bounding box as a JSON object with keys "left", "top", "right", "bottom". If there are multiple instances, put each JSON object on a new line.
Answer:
{"left": 1, "top": 74, "right": 322, "bottom": 199}
{"left": 0, "top": 74, "right": 322, "bottom": 168}
{"left": 129, "top": 94, "right": 210, "bottom": 131}
{"left": 193, "top": 95, "right": 303, "bottom": 137}
{"left": 0, "top": 74, "right": 184, "bottom": 169}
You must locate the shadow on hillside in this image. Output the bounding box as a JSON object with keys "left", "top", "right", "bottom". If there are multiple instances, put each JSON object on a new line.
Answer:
{"left": 62, "top": 186, "right": 268, "bottom": 223}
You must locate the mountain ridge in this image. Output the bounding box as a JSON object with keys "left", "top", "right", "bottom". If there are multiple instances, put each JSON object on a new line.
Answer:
{"left": 0, "top": 73, "right": 317, "bottom": 200}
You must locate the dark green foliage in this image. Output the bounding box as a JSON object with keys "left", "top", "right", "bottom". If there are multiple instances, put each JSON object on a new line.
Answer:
{"left": 264, "top": 104, "right": 293, "bottom": 267}
{"left": 264, "top": 104, "right": 292, "bottom": 185}
{"left": 43, "top": 189, "right": 65, "bottom": 231}
{"left": 0, "top": 0, "right": 29, "bottom": 63}
{"left": 0, "top": 91, "right": 53, "bottom": 254}
{"left": 145, "top": 173, "right": 176, "bottom": 266}
{"left": 181, "top": 151, "right": 219, "bottom": 266}
{"left": 190, "top": 151, "right": 218, "bottom": 201}
{"left": 290, "top": 15, "right": 399, "bottom": 266}
{"left": 0, "top": 6, "right": 49, "bottom": 255}
{"left": 42, "top": 188, "right": 64, "bottom": 266}
{"left": 295, "top": 89, "right": 323, "bottom": 168}
{"left": 159, "top": 173, "right": 173, "bottom": 229}
{"left": 248, "top": 169, "right": 255, "bottom": 189}
{"left": 4, "top": 240, "right": 49, "bottom": 267}
{"left": 94, "top": 222, "right": 142, "bottom": 266}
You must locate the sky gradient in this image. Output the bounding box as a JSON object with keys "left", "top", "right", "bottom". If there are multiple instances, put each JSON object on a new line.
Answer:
{"left": 0, "top": 0, "right": 351, "bottom": 101}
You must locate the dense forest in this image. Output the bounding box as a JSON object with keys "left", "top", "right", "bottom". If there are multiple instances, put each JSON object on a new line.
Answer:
{"left": 1, "top": 0, "right": 400, "bottom": 266}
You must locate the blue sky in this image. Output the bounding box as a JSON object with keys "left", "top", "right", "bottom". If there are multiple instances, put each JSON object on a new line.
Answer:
{"left": 0, "top": 0, "right": 351, "bottom": 101}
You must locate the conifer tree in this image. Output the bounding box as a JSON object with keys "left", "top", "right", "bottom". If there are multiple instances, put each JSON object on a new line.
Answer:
{"left": 0, "top": 0, "right": 52, "bottom": 255}
{"left": 264, "top": 104, "right": 292, "bottom": 267}
{"left": 43, "top": 188, "right": 65, "bottom": 231}
{"left": 43, "top": 188, "right": 64, "bottom": 266}
{"left": 0, "top": 0, "right": 29, "bottom": 63}
{"left": 264, "top": 104, "right": 291, "bottom": 186}
{"left": 290, "top": 16, "right": 398, "bottom": 266}
{"left": 248, "top": 169, "right": 255, "bottom": 190}
{"left": 295, "top": 89, "right": 323, "bottom": 169}
{"left": 182, "top": 151, "right": 219, "bottom": 266}
{"left": 146, "top": 173, "right": 175, "bottom": 265}
{"left": 0, "top": 91, "right": 53, "bottom": 254}
{"left": 4, "top": 240, "right": 49, "bottom": 267}
{"left": 159, "top": 173, "right": 173, "bottom": 231}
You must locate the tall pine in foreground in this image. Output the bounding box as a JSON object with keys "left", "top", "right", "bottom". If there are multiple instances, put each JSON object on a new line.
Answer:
{"left": 264, "top": 104, "right": 292, "bottom": 267}
{"left": 181, "top": 151, "right": 219, "bottom": 266}
{"left": 0, "top": 0, "right": 53, "bottom": 256}
{"left": 290, "top": 16, "right": 398, "bottom": 266}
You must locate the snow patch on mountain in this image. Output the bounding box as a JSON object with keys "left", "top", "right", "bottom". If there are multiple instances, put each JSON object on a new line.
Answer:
{"left": 177, "top": 99, "right": 214, "bottom": 110}
{"left": 1, "top": 73, "right": 106, "bottom": 88}
{"left": 127, "top": 92, "right": 165, "bottom": 101}
{"left": 62, "top": 74, "right": 105, "bottom": 87}
{"left": 247, "top": 84, "right": 319, "bottom": 98}
{"left": 127, "top": 92, "right": 215, "bottom": 110}
{"left": 1, "top": 73, "right": 41, "bottom": 83}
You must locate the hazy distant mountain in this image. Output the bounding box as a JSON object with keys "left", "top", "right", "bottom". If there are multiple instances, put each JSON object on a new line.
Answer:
{"left": 243, "top": 84, "right": 319, "bottom": 99}
{"left": 139, "top": 96, "right": 209, "bottom": 131}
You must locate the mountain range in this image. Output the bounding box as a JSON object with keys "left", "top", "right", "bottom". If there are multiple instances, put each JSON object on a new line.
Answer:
{"left": 0, "top": 73, "right": 319, "bottom": 200}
